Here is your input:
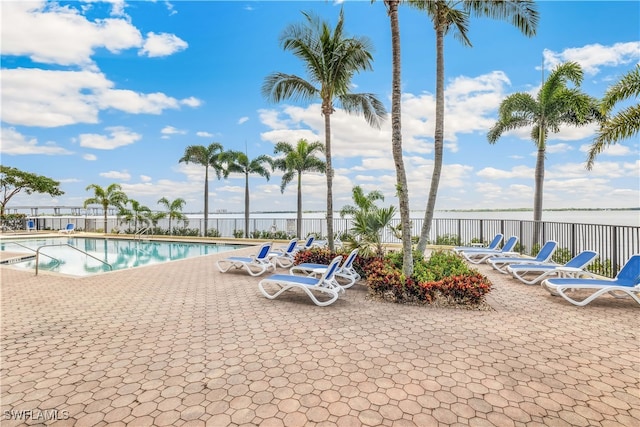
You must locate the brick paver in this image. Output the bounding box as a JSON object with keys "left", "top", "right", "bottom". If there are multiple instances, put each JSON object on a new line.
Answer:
{"left": 1, "top": 242, "right": 638, "bottom": 426}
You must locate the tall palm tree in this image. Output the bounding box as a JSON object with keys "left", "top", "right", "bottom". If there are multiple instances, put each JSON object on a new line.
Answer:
{"left": 84, "top": 183, "right": 127, "bottom": 233}
{"left": 179, "top": 142, "right": 225, "bottom": 236}
{"left": 224, "top": 150, "right": 274, "bottom": 238}
{"left": 263, "top": 8, "right": 386, "bottom": 251}
{"left": 410, "top": 0, "right": 539, "bottom": 254}
{"left": 587, "top": 65, "right": 640, "bottom": 170}
{"left": 383, "top": 0, "right": 413, "bottom": 276}
{"left": 273, "top": 139, "right": 326, "bottom": 238}
{"left": 488, "top": 61, "right": 602, "bottom": 223}
{"left": 157, "top": 197, "right": 187, "bottom": 235}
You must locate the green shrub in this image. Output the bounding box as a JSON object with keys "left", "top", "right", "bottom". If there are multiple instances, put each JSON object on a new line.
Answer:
{"left": 233, "top": 229, "right": 244, "bottom": 238}
{"left": 362, "top": 250, "right": 492, "bottom": 307}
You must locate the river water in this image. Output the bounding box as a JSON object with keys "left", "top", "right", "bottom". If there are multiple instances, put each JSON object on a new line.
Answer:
{"left": 202, "top": 210, "right": 639, "bottom": 227}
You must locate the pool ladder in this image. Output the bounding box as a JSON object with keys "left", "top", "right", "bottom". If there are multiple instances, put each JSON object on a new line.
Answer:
{"left": 134, "top": 227, "right": 151, "bottom": 241}
{"left": 35, "top": 244, "right": 112, "bottom": 276}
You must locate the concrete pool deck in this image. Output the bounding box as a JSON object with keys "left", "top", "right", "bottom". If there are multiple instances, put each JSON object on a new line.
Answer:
{"left": 1, "top": 243, "right": 638, "bottom": 426}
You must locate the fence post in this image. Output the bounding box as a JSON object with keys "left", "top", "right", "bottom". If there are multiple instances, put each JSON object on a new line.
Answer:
{"left": 611, "top": 226, "right": 618, "bottom": 275}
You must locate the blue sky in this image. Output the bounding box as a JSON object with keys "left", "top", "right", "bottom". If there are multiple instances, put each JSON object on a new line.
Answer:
{"left": 2, "top": 0, "right": 639, "bottom": 217}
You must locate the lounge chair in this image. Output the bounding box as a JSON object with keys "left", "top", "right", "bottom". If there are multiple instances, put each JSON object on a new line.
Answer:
{"left": 460, "top": 236, "right": 519, "bottom": 264}
{"left": 296, "top": 235, "right": 315, "bottom": 252}
{"left": 507, "top": 250, "right": 598, "bottom": 285}
{"left": 290, "top": 248, "right": 361, "bottom": 289}
{"left": 216, "top": 242, "right": 276, "bottom": 276}
{"left": 453, "top": 233, "right": 503, "bottom": 254}
{"left": 258, "top": 256, "right": 343, "bottom": 306}
{"left": 26, "top": 219, "right": 36, "bottom": 232}
{"left": 269, "top": 238, "right": 299, "bottom": 268}
{"left": 541, "top": 254, "right": 640, "bottom": 306}
{"left": 488, "top": 240, "right": 558, "bottom": 273}
{"left": 59, "top": 223, "right": 75, "bottom": 234}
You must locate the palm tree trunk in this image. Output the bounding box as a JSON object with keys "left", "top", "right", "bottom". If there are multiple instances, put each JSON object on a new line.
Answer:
{"left": 245, "top": 172, "right": 250, "bottom": 238}
{"left": 297, "top": 171, "right": 303, "bottom": 238}
{"left": 388, "top": 0, "right": 413, "bottom": 276}
{"left": 533, "top": 131, "right": 546, "bottom": 242}
{"left": 102, "top": 202, "right": 108, "bottom": 234}
{"left": 417, "top": 14, "right": 445, "bottom": 253}
{"left": 323, "top": 108, "right": 335, "bottom": 251}
{"left": 203, "top": 166, "right": 209, "bottom": 237}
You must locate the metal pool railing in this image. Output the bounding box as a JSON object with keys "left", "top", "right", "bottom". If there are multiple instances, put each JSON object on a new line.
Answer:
{"left": 7, "top": 215, "right": 639, "bottom": 278}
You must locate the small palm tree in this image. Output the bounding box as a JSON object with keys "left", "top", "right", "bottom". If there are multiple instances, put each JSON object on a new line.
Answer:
{"left": 118, "top": 199, "right": 151, "bottom": 233}
{"left": 179, "top": 142, "right": 226, "bottom": 236}
{"left": 157, "top": 197, "right": 188, "bottom": 235}
{"left": 263, "top": 8, "right": 386, "bottom": 250}
{"left": 488, "top": 61, "right": 602, "bottom": 223}
{"left": 273, "top": 139, "right": 326, "bottom": 238}
{"left": 339, "top": 185, "right": 385, "bottom": 217}
{"left": 341, "top": 185, "right": 396, "bottom": 257}
{"left": 587, "top": 65, "right": 640, "bottom": 169}
{"left": 224, "top": 151, "right": 274, "bottom": 238}
{"left": 84, "top": 183, "right": 128, "bottom": 233}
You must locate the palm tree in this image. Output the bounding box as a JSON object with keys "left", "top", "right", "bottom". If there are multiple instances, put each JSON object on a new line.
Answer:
{"left": 410, "top": 0, "right": 539, "bottom": 254}
{"left": 273, "top": 139, "right": 326, "bottom": 238}
{"left": 179, "top": 142, "right": 225, "bottom": 236}
{"left": 341, "top": 185, "right": 395, "bottom": 257}
{"left": 339, "top": 185, "right": 385, "bottom": 217}
{"left": 263, "top": 8, "right": 386, "bottom": 251}
{"left": 587, "top": 65, "right": 640, "bottom": 170}
{"left": 382, "top": 0, "right": 413, "bottom": 276}
{"left": 157, "top": 197, "right": 188, "bottom": 235}
{"left": 488, "top": 61, "right": 602, "bottom": 224}
{"left": 84, "top": 183, "right": 127, "bottom": 233}
{"left": 224, "top": 151, "right": 274, "bottom": 238}
{"left": 118, "top": 199, "right": 151, "bottom": 233}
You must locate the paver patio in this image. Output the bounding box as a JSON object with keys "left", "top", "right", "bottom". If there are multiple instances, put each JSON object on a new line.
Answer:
{"left": 1, "top": 243, "right": 638, "bottom": 426}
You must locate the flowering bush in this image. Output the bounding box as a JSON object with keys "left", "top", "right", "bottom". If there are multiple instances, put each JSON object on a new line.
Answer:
{"left": 362, "top": 250, "right": 492, "bottom": 307}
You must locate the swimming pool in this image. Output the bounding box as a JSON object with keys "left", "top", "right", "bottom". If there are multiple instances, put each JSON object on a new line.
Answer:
{"left": 1, "top": 237, "right": 244, "bottom": 277}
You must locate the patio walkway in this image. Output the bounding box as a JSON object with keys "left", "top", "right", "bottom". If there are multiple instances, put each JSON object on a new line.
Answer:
{"left": 1, "top": 244, "right": 638, "bottom": 426}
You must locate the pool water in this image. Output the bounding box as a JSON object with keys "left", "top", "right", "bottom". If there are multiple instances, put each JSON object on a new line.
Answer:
{"left": 1, "top": 237, "right": 244, "bottom": 277}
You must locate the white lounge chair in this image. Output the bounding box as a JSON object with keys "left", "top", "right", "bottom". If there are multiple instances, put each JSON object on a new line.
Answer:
{"left": 216, "top": 242, "right": 276, "bottom": 277}
{"left": 269, "top": 238, "right": 299, "bottom": 268}
{"left": 541, "top": 254, "right": 640, "bottom": 306}
{"left": 296, "top": 235, "right": 315, "bottom": 252}
{"left": 460, "top": 236, "right": 519, "bottom": 264}
{"left": 507, "top": 250, "right": 598, "bottom": 285}
{"left": 488, "top": 240, "right": 558, "bottom": 273}
{"left": 290, "top": 248, "right": 361, "bottom": 289}
{"left": 258, "top": 256, "right": 343, "bottom": 306}
{"left": 453, "top": 233, "right": 503, "bottom": 254}
{"left": 59, "top": 223, "right": 75, "bottom": 234}
{"left": 26, "top": 219, "right": 36, "bottom": 232}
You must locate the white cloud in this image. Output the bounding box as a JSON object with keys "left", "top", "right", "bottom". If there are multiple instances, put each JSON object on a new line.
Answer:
{"left": 83, "top": 154, "right": 97, "bottom": 161}
{"left": 161, "top": 126, "right": 187, "bottom": 135}
{"left": 197, "top": 131, "right": 214, "bottom": 138}
{"left": 476, "top": 165, "right": 534, "bottom": 180}
{"left": 545, "top": 143, "right": 573, "bottom": 154}
{"left": 140, "top": 32, "right": 188, "bottom": 57}
{"left": 238, "top": 116, "right": 249, "bottom": 125}
{"left": 1, "top": 1, "right": 143, "bottom": 69}
{"left": 100, "top": 170, "right": 131, "bottom": 180}
{"left": 181, "top": 97, "right": 202, "bottom": 108}
{"left": 79, "top": 127, "right": 141, "bottom": 150}
{"left": 579, "top": 142, "right": 633, "bottom": 157}
{"left": 0, "top": 127, "right": 73, "bottom": 155}
{"left": 1, "top": 68, "right": 199, "bottom": 127}
{"left": 140, "top": 175, "right": 152, "bottom": 182}
{"left": 543, "top": 42, "right": 640, "bottom": 75}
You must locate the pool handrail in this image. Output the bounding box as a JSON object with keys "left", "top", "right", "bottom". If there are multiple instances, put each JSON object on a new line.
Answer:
{"left": 36, "top": 244, "right": 113, "bottom": 276}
